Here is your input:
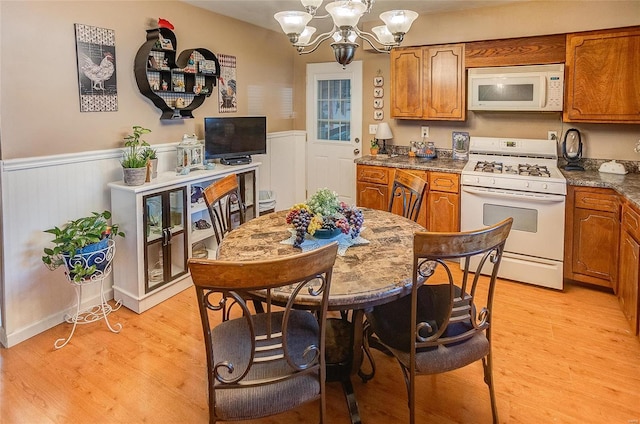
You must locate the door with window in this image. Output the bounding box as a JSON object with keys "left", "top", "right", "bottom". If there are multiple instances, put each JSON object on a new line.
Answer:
{"left": 306, "top": 61, "right": 362, "bottom": 204}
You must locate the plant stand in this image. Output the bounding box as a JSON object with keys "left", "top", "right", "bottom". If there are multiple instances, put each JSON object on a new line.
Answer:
{"left": 55, "top": 240, "right": 122, "bottom": 349}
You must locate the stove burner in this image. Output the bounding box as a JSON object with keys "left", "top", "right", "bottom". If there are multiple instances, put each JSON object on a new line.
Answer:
{"left": 474, "top": 161, "right": 503, "bottom": 173}
{"left": 519, "top": 164, "right": 551, "bottom": 178}
{"left": 472, "top": 161, "right": 551, "bottom": 177}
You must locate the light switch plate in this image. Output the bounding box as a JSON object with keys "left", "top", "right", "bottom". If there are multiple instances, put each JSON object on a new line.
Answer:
{"left": 369, "top": 124, "right": 378, "bottom": 134}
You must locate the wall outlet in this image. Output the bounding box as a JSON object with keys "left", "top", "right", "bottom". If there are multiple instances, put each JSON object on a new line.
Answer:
{"left": 548, "top": 131, "right": 558, "bottom": 140}
{"left": 421, "top": 126, "right": 429, "bottom": 138}
{"left": 369, "top": 124, "right": 378, "bottom": 135}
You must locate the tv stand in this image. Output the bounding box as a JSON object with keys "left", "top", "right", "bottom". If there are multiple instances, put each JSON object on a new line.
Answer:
{"left": 221, "top": 156, "right": 252, "bottom": 165}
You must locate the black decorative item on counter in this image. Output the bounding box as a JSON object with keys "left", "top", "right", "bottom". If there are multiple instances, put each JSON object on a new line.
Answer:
{"left": 134, "top": 26, "right": 220, "bottom": 120}
{"left": 562, "top": 128, "right": 584, "bottom": 171}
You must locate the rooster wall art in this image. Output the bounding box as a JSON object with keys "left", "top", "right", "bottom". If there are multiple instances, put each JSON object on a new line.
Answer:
{"left": 74, "top": 23, "right": 118, "bottom": 112}
{"left": 81, "top": 52, "right": 115, "bottom": 91}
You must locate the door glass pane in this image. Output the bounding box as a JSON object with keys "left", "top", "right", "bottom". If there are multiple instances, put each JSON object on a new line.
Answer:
{"left": 317, "top": 78, "right": 351, "bottom": 142}
{"left": 147, "top": 242, "right": 164, "bottom": 291}
{"left": 169, "top": 190, "right": 184, "bottom": 232}
{"left": 145, "top": 194, "right": 163, "bottom": 243}
{"left": 169, "top": 233, "right": 186, "bottom": 279}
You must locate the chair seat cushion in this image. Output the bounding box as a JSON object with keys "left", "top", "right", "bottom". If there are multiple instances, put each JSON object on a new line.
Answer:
{"left": 210, "top": 310, "right": 322, "bottom": 421}
{"left": 366, "top": 284, "right": 476, "bottom": 353}
{"left": 391, "top": 331, "right": 490, "bottom": 375}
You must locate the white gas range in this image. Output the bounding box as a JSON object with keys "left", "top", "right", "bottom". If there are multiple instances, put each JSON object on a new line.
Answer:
{"left": 460, "top": 137, "right": 567, "bottom": 290}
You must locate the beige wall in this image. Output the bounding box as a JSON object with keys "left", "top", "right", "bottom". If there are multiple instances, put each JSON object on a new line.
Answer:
{"left": 293, "top": 0, "right": 640, "bottom": 160}
{"left": 0, "top": 1, "right": 295, "bottom": 160}
{"left": 2, "top": 1, "right": 639, "bottom": 161}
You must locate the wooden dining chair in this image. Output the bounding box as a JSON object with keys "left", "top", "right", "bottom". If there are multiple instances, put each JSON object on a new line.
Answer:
{"left": 365, "top": 218, "right": 513, "bottom": 424}
{"left": 203, "top": 173, "right": 246, "bottom": 246}
{"left": 388, "top": 169, "right": 428, "bottom": 222}
{"left": 188, "top": 242, "right": 338, "bottom": 424}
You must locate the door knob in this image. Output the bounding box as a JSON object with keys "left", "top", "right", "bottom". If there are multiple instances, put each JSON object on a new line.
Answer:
{"left": 354, "top": 148, "right": 360, "bottom": 155}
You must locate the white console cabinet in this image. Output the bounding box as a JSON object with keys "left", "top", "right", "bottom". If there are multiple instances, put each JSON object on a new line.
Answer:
{"left": 108, "top": 163, "right": 259, "bottom": 313}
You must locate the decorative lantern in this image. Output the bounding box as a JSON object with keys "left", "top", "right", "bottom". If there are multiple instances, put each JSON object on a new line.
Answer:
{"left": 176, "top": 134, "right": 204, "bottom": 172}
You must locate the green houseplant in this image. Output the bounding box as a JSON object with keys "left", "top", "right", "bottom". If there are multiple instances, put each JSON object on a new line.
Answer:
{"left": 122, "top": 125, "right": 151, "bottom": 186}
{"left": 42, "top": 211, "right": 125, "bottom": 282}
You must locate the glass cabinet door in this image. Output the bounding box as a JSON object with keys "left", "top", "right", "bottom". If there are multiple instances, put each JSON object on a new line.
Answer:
{"left": 143, "top": 187, "right": 188, "bottom": 293}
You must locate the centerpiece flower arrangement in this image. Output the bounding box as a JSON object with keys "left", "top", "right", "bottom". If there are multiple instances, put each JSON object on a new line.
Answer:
{"left": 286, "top": 188, "right": 364, "bottom": 247}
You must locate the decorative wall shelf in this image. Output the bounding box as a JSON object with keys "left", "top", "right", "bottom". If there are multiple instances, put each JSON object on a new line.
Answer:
{"left": 134, "top": 27, "right": 220, "bottom": 120}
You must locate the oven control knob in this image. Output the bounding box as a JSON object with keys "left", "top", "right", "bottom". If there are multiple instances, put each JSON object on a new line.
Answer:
{"left": 491, "top": 178, "right": 495, "bottom": 184}
{"left": 542, "top": 183, "right": 548, "bottom": 189}
{"left": 525, "top": 182, "right": 530, "bottom": 188}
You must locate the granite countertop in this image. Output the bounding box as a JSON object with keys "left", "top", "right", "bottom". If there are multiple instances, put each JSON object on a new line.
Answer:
{"left": 356, "top": 154, "right": 467, "bottom": 174}
{"left": 356, "top": 154, "right": 640, "bottom": 210}
{"left": 562, "top": 169, "right": 640, "bottom": 210}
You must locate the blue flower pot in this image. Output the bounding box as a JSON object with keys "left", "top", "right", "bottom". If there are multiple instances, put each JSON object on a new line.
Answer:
{"left": 63, "top": 238, "right": 110, "bottom": 279}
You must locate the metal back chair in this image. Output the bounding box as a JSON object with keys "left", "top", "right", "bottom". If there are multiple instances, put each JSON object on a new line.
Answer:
{"left": 388, "top": 169, "right": 428, "bottom": 222}
{"left": 365, "top": 218, "right": 513, "bottom": 424}
{"left": 188, "top": 242, "right": 338, "bottom": 424}
{"left": 203, "top": 173, "right": 246, "bottom": 245}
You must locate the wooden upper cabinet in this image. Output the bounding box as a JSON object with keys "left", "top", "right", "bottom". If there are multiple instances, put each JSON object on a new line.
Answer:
{"left": 465, "top": 34, "right": 566, "bottom": 68}
{"left": 424, "top": 44, "right": 465, "bottom": 120}
{"left": 565, "top": 26, "right": 640, "bottom": 123}
{"left": 390, "top": 44, "right": 465, "bottom": 121}
{"left": 389, "top": 48, "right": 423, "bottom": 118}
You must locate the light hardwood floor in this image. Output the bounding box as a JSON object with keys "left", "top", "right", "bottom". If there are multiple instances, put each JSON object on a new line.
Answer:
{"left": 2, "top": 278, "right": 639, "bottom": 423}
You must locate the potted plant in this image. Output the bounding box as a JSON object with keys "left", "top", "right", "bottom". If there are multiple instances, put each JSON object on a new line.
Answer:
{"left": 370, "top": 139, "right": 379, "bottom": 156}
{"left": 42, "top": 211, "right": 125, "bottom": 282}
{"left": 121, "top": 125, "right": 151, "bottom": 186}
{"left": 141, "top": 146, "right": 158, "bottom": 179}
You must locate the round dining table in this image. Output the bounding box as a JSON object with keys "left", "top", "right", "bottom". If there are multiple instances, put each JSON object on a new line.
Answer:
{"left": 217, "top": 208, "right": 424, "bottom": 424}
{"left": 217, "top": 208, "right": 424, "bottom": 310}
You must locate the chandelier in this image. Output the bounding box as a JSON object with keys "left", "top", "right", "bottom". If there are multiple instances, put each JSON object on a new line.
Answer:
{"left": 274, "top": 0, "right": 418, "bottom": 67}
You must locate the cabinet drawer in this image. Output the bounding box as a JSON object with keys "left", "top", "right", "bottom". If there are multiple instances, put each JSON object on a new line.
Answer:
{"left": 574, "top": 189, "right": 619, "bottom": 213}
{"left": 357, "top": 165, "right": 389, "bottom": 184}
{"left": 429, "top": 172, "right": 459, "bottom": 193}
{"left": 622, "top": 203, "right": 640, "bottom": 241}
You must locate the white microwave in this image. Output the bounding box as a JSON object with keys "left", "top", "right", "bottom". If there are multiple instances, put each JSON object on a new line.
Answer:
{"left": 468, "top": 64, "right": 564, "bottom": 111}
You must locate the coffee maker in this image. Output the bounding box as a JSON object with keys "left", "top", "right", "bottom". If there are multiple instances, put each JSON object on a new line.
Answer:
{"left": 562, "top": 128, "right": 584, "bottom": 171}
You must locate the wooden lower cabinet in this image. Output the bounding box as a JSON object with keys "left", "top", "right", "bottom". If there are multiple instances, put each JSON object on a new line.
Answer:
{"left": 564, "top": 186, "right": 620, "bottom": 290}
{"left": 356, "top": 165, "right": 460, "bottom": 231}
{"left": 427, "top": 172, "right": 460, "bottom": 232}
{"left": 618, "top": 202, "right": 640, "bottom": 336}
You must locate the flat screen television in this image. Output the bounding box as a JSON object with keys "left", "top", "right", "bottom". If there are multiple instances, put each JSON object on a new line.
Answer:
{"left": 204, "top": 116, "right": 266, "bottom": 165}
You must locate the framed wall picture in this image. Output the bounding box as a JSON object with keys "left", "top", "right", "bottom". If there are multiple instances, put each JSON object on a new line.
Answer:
{"left": 373, "top": 98, "right": 383, "bottom": 109}
{"left": 374, "top": 110, "right": 384, "bottom": 120}
{"left": 373, "top": 87, "right": 384, "bottom": 98}
{"left": 374, "top": 76, "right": 384, "bottom": 87}
{"left": 74, "top": 23, "right": 117, "bottom": 112}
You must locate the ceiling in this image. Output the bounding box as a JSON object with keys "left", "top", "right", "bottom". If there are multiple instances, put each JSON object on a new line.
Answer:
{"left": 181, "top": 0, "right": 527, "bottom": 34}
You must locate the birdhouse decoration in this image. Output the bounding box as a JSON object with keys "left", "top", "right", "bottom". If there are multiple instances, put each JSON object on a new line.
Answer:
{"left": 176, "top": 134, "right": 204, "bottom": 172}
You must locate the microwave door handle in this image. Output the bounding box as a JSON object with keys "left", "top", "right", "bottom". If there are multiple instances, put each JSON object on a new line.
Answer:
{"left": 539, "top": 75, "right": 546, "bottom": 108}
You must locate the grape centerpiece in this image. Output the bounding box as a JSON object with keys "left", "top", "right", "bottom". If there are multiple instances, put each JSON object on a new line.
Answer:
{"left": 285, "top": 188, "right": 364, "bottom": 248}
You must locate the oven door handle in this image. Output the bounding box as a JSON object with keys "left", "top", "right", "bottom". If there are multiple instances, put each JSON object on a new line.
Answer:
{"left": 461, "top": 186, "right": 566, "bottom": 203}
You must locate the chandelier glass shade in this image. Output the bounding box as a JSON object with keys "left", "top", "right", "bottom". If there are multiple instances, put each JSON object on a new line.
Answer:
{"left": 274, "top": 0, "right": 418, "bottom": 67}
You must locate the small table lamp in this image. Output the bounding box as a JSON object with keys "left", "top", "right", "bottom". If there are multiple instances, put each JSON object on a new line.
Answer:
{"left": 375, "top": 122, "right": 393, "bottom": 155}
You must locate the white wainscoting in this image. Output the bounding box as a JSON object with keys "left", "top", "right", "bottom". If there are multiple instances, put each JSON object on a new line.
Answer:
{"left": 254, "top": 130, "right": 307, "bottom": 211}
{"left": 0, "top": 131, "right": 302, "bottom": 347}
